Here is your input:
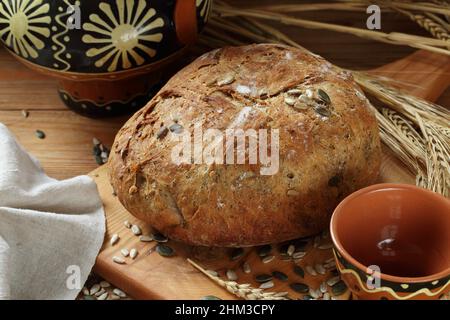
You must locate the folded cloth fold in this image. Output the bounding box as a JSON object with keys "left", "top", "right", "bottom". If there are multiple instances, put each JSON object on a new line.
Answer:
{"left": 0, "top": 123, "right": 105, "bottom": 300}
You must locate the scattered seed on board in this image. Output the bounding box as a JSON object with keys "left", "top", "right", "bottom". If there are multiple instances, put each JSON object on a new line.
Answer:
{"left": 100, "top": 281, "right": 110, "bottom": 288}
{"left": 230, "top": 248, "right": 244, "bottom": 261}
{"left": 320, "top": 281, "right": 328, "bottom": 293}
{"left": 226, "top": 269, "right": 238, "bottom": 281}
{"left": 242, "top": 262, "right": 251, "bottom": 274}
{"left": 290, "top": 283, "right": 309, "bottom": 293}
{"left": 156, "top": 244, "right": 174, "bottom": 257}
{"left": 95, "top": 288, "right": 105, "bottom": 297}
{"left": 123, "top": 220, "right": 131, "bottom": 228}
{"left": 257, "top": 244, "right": 272, "bottom": 257}
{"left": 315, "top": 263, "right": 326, "bottom": 275}
{"left": 121, "top": 248, "right": 129, "bottom": 257}
{"left": 255, "top": 274, "right": 273, "bottom": 283}
{"left": 131, "top": 224, "right": 142, "bottom": 236}
{"left": 130, "top": 248, "right": 138, "bottom": 259}
{"left": 90, "top": 284, "right": 100, "bottom": 295}
{"left": 259, "top": 281, "right": 274, "bottom": 289}
{"left": 139, "top": 235, "right": 153, "bottom": 242}
{"left": 152, "top": 232, "right": 168, "bottom": 243}
{"left": 112, "top": 256, "right": 126, "bottom": 264}
{"left": 202, "top": 295, "right": 222, "bottom": 300}
{"left": 35, "top": 130, "right": 45, "bottom": 139}
{"left": 287, "top": 244, "right": 295, "bottom": 256}
{"left": 21, "top": 110, "right": 29, "bottom": 118}
{"left": 293, "top": 251, "right": 306, "bottom": 260}
{"left": 262, "top": 255, "right": 275, "bottom": 264}
{"left": 318, "top": 243, "right": 333, "bottom": 250}
{"left": 305, "top": 265, "right": 317, "bottom": 276}
{"left": 110, "top": 234, "right": 119, "bottom": 246}
{"left": 113, "top": 288, "right": 127, "bottom": 298}
{"left": 272, "top": 271, "right": 288, "bottom": 281}
{"left": 331, "top": 280, "right": 348, "bottom": 296}
{"left": 293, "top": 265, "right": 305, "bottom": 278}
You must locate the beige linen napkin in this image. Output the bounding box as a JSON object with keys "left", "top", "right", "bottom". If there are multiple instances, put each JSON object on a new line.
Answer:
{"left": 0, "top": 123, "right": 105, "bottom": 300}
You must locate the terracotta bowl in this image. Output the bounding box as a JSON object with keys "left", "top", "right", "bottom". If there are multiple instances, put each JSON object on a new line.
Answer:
{"left": 330, "top": 183, "right": 450, "bottom": 300}
{"left": 0, "top": 0, "right": 212, "bottom": 117}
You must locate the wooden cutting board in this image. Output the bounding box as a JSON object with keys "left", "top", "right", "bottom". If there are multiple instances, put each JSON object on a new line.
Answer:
{"left": 89, "top": 50, "right": 450, "bottom": 300}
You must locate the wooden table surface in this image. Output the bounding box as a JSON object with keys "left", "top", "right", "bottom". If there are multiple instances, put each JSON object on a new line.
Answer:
{"left": 0, "top": 2, "right": 449, "bottom": 180}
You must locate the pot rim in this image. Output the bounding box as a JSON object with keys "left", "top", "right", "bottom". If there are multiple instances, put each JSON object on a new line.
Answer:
{"left": 330, "top": 183, "right": 450, "bottom": 284}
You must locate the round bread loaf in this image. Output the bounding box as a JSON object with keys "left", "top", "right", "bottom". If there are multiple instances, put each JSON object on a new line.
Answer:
{"left": 109, "top": 44, "right": 381, "bottom": 247}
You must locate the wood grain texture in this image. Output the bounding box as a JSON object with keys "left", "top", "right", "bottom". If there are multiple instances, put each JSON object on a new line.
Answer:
{"left": 92, "top": 50, "right": 450, "bottom": 300}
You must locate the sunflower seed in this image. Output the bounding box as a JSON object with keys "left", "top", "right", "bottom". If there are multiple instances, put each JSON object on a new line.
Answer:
{"left": 262, "top": 255, "right": 275, "bottom": 264}
{"left": 274, "top": 291, "right": 289, "bottom": 297}
{"left": 112, "top": 256, "right": 126, "bottom": 264}
{"left": 109, "top": 294, "right": 121, "bottom": 300}
{"left": 257, "top": 244, "right": 272, "bottom": 257}
{"left": 156, "top": 244, "right": 174, "bottom": 257}
{"left": 303, "top": 294, "right": 314, "bottom": 300}
{"left": 156, "top": 126, "right": 168, "bottom": 139}
{"left": 290, "top": 283, "right": 309, "bottom": 293}
{"left": 92, "top": 137, "right": 100, "bottom": 146}
{"left": 259, "top": 281, "right": 274, "bottom": 289}
{"left": 318, "top": 89, "right": 331, "bottom": 104}
{"left": 305, "top": 89, "right": 314, "bottom": 99}
{"left": 131, "top": 225, "right": 142, "bottom": 235}
{"left": 121, "top": 248, "right": 129, "bottom": 257}
{"left": 130, "top": 248, "right": 138, "bottom": 259}
{"left": 230, "top": 248, "right": 244, "bottom": 261}
{"left": 152, "top": 232, "right": 168, "bottom": 242}
{"left": 169, "top": 123, "right": 183, "bottom": 134}
{"left": 309, "top": 288, "right": 322, "bottom": 299}
{"left": 255, "top": 274, "right": 273, "bottom": 283}
{"left": 82, "top": 287, "right": 90, "bottom": 295}
{"left": 100, "top": 281, "right": 110, "bottom": 288}
{"left": 287, "top": 245, "right": 295, "bottom": 256}
{"left": 202, "top": 295, "right": 222, "bottom": 300}
{"left": 35, "top": 130, "right": 45, "bottom": 139}
{"left": 139, "top": 235, "right": 153, "bottom": 242}
{"left": 226, "top": 269, "right": 238, "bottom": 281}
{"left": 318, "top": 243, "right": 333, "bottom": 250}
{"left": 95, "top": 288, "right": 106, "bottom": 297}
{"left": 84, "top": 295, "right": 95, "bottom": 300}
{"left": 272, "top": 271, "right": 288, "bottom": 281}
{"left": 217, "top": 74, "right": 235, "bottom": 86}
{"left": 89, "top": 284, "right": 101, "bottom": 295}
{"left": 206, "top": 270, "right": 218, "bottom": 277}
{"left": 314, "top": 106, "right": 331, "bottom": 118}
{"left": 287, "top": 89, "right": 302, "bottom": 96}
{"left": 305, "top": 265, "right": 317, "bottom": 276}
{"left": 110, "top": 234, "right": 119, "bottom": 246}
{"left": 293, "top": 265, "right": 305, "bottom": 278}
{"left": 22, "top": 110, "right": 29, "bottom": 118}
{"left": 123, "top": 220, "right": 131, "bottom": 228}
{"left": 320, "top": 281, "right": 328, "bottom": 293}
{"left": 323, "top": 292, "right": 331, "bottom": 300}
{"left": 242, "top": 262, "right": 251, "bottom": 274}
{"left": 315, "top": 264, "right": 326, "bottom": 275}
{"left": 327, "top": 276, "right": 341, "bottom": 287}
{"left": 331, "top": 280, "right": 348, "bottom": 296}
{"left": 284, "top": 96, "right": 296, "bottom": 106}
{"left": 112, "top": 288, "right": 127, "bottom": 298}
{"left": 292, "top": 251, "right": 306, "bottom": 260}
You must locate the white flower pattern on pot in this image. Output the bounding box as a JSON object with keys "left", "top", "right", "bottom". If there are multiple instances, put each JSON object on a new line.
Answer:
{"left": 0, "top": 0, "right": 51, "bottom": 59}
{"left": 82, "top": 0, "right": 164, "bottom": 72}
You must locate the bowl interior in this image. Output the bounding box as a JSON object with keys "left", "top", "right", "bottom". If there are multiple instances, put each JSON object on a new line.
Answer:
{"left": 332, "top": 185, "right": 450, "bottom": 279}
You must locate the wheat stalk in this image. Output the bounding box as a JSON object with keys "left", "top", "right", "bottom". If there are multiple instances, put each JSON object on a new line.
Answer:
{"left": 187, "top": 259, "right": 290, "bottom": 300}
{"left": 395, "top": 8, "right": 450, "bottom": 41}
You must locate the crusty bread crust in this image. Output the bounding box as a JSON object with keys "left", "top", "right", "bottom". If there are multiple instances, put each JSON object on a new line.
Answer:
{"left": 109, "top": 44, "right": 381, "bottom": 247}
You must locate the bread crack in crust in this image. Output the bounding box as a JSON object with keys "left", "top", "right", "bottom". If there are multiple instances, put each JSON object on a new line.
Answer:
{"left": 109, "top": 44, "right": 381, "bottom": 247}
